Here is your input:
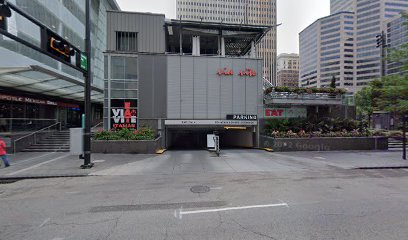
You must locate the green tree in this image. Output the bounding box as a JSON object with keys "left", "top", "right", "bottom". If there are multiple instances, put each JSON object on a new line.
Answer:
{"left": 356, "top": 14, "right": 408, "bottom": 120}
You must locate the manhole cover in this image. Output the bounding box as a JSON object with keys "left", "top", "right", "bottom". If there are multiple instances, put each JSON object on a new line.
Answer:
{"left": 190, "top": 185, "right": 210, "bottom": 194}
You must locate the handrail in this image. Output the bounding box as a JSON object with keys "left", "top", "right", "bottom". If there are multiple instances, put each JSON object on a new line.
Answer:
{"left": 91, "top": 121, "right": 103, "bottom": 130}
{"left": 13, "top": 122, "right": 62, "bottom": 154}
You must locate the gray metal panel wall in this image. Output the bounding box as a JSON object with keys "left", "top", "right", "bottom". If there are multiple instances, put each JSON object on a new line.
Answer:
{"left": 166, "top": 56, "right": 263, "bottom": 120}
{"left": 167, "top": 56, "right": 181, "bottom": 119}
{"left": 107, "top": 11, "right": 165, "bottom": 53}
{"left": 139, "top": 55, "right": 167, "bottom": 119}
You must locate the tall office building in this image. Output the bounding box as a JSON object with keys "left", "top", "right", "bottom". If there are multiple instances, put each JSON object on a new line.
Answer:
{"left": 330, "top": 0, "right": 408, "bottom": 90}
{"left": 276, "top": 53, "right": 299, "bottom": 87}
{"left": 0, "top": 0, "right": 120, "bottom": 131}
{"left": 386, "top": 14, "right": 408, "bottom": 75}
{"left": 300, "top": 0, "right": 408, "bottom": 92}
{"left": 299, "top": 12, "right": 355, "bottom": 89}
{"left": 176, "top": 0, "right": 277, "bottom": 84}
{"left": 330, "top": 0, "right": 355, "bottom": 14}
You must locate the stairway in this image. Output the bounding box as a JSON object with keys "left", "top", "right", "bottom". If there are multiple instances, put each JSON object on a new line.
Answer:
{"left": 22, "top": 131, "right": 70, "bottom": 152}
{"left": 388, "top": 138, "right": 407, "bottom": 151}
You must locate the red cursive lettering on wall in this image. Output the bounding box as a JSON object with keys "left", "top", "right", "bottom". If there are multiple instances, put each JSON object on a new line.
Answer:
{"left": 217, "top": 67, "right": 234, "bottom": 76}
{"left": 239, "top": 68, "right": 257, "bottom": 77}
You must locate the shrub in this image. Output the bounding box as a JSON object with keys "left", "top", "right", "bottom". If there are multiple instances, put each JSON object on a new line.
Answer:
{"left": 94, "top": 127, "right": 155, "bottom": 141}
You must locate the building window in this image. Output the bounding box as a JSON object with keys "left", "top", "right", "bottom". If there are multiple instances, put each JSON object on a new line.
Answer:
{"left": 116, "top": 31, "right": 138, "bottom": 52}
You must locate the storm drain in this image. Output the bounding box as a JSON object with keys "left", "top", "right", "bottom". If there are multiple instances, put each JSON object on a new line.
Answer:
{"left": 190, "top": 185, "right": 211, "bottom": 194}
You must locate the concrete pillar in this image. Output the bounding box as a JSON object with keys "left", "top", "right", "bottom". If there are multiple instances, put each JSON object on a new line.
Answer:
{"left": 192, "top": 36, "right": 200, "bottom": 56}
{"left": 250, "top": 41, "right": 256, "bottom": 58}
{"left": 221, "top": 37, "right": 226, "bottom": 57}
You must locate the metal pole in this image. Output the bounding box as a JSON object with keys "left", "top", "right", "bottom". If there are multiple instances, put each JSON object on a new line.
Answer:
{"left": 403, "top": 116, "right": 407, "bottom": 160}
{"left": 81, "top": 0, "right": 93, "bottom": 168}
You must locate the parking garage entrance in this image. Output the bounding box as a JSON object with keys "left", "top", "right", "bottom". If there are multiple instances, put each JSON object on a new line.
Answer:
{"left": 165, "top": 120, "right": 258, "bottom": 150}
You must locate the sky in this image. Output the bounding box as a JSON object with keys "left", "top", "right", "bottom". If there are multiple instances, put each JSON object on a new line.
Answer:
{"left": 115, "top": 0, "right": 330, "bottom": 54}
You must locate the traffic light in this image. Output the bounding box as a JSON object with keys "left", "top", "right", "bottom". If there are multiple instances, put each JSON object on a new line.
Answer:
{"left": 45, "top": 31, "right": 76, "bottom": 63}
{"left": 0, "top": 16, "right": 6, "bottom": 31}
{"left": 0, "top": 0, "right": 12, "bottom": 18}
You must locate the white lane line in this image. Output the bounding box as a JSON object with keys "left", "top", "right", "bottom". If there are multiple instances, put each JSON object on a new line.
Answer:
{"left": 175, "top": 203, "right": 288, "bottom": 219}
{"left": 12, "top": 152, "right": 59, "bottom": 166}
{"left": 210, "top": 187, "right": 223, "bottom": 190}
{"left": 314, "top": 157, "right": 326, "bottom": 160}
{"left": 6, "top": 154, "right": 70, "bottom": 176}
{"left": 39, "top": 218, "right": 50, "bottom": 228}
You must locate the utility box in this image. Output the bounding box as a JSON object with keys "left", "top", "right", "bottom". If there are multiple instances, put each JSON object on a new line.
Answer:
{"left": 70, "top": 128, "right": 83, "bottom": 155}
{"left": 207, "top": 134, "right": 215, "bottom": 150}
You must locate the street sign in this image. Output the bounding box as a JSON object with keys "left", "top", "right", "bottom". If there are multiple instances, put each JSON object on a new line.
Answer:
{"left": 80, "top": 53, "right": 88, "bottom": 71}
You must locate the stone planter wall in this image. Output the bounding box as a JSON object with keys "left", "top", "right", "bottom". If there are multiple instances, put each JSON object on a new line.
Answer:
{"left": 91, "top": 137, "right": 162, "bottom": 154}
{"left": 260, "top": 136, "right": 388, "bottom": 152}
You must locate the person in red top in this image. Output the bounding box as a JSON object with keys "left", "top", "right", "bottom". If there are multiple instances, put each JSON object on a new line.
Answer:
{"left": 0, "top": 137, "right": 10, "bottom": 168}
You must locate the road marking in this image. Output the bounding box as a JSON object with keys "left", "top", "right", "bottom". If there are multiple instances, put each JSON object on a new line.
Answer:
{"left": 93, "top": 160, "right": 105, "bottom": 163}
{"left": 314, "top": 157, "right": 326, "bottom": 160}
{"left": 12, "top": 152, "right": 59, "bottom": 166}
{"left": 210, "top": 187, "right": 223, "bottom": 190}
{"left": 39, "top": 218, "right": 50, "bottom": 228}
{"left": 6, "top": 154, "right": 70, "bottom": 176}
{"left": 174, "top": 202, "right": 288, "bottom": 219}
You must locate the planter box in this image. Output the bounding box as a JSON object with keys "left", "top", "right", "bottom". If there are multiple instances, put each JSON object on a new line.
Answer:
{"left": 92, "top": 137, "right": 162, "bottom": 154}
{"left": 260, "top": 136, "right": 388, "bottom": 152}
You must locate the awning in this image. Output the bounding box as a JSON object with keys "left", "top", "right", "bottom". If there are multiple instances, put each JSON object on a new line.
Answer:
{"left": 0, "top": 65, "right": 103, "bottom": 103}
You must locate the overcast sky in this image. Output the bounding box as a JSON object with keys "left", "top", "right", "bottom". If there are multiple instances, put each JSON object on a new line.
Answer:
{"left": 115, "top": 0, "right": 330, "bottom": 54}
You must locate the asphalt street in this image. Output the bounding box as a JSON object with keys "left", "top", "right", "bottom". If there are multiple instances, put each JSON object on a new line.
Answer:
{"left": 1, "top": 150, "right": 408, "bottom": 240}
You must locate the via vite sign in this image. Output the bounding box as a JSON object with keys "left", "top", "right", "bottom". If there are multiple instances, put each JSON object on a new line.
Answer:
{"left": 111, "top": 101, "right": 137, "bottom": 129}
{"left": 217, "top": 68, "right": 257, "bottom": 77}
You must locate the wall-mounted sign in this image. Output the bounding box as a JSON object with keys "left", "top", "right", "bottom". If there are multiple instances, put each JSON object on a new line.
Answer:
{"left": 216, "top": 68, "right": 257, "bottom": 77}
{"left": 0, "top": 93, "right": 79, "bottom": 108}
{"left": 217, "top": 67, "right": 234, "bottom": 76}
{"left": 227, "top": 114, "right": 257, "bottom": 120}
{"left": 264, "top": 108, "right": 307, "bottom": 119}
{"left": 165, "top": 120, "right": 258, "bottom": 126}
{"left": 111, "top": 100, "right": 137, "bottom": 129}
{"left": 239, "top": 68, "right": 257, "bottom": 77}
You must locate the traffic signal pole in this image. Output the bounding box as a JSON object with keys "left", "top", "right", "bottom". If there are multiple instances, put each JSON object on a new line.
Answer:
{"left": 81, "top": 0, "right": 93, "bottom": 169}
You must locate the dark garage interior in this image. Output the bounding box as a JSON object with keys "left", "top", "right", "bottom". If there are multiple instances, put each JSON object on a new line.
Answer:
{"left": 166, "top": 127, "right": 255, "bottom": 150}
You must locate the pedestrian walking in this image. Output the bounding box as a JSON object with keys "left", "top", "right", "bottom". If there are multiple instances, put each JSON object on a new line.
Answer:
{"left": 0, "top": 137, "right": 10, "bottom": 168}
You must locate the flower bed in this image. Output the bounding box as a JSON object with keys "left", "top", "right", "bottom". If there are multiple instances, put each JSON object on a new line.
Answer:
{"left": 94, "top": 127, "right": 155, "bottom": 141}
{"left": 264, "top": 118, "right": 372, "bottom": 138}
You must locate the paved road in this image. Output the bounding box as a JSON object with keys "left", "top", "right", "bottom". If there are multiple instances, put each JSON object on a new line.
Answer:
{"left": 1, "top": 150, "right": 408, "bottom": 239}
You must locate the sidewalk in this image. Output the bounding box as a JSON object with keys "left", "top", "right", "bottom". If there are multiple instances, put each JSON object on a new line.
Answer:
{"left": 0, "top": 150, "right": 407, "bottom": 179}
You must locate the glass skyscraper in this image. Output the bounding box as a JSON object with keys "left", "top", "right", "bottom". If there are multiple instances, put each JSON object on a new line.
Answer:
{"left": 0, "top": 0, "right": 120, "bottom": 130}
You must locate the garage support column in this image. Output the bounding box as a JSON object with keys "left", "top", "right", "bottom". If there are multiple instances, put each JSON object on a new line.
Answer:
{"left": 221, "top": 37, "right": 225, "bottom": 57}
{"left": 250, "top": 41, "right": 256, "bottom": 58}
{"left": 192, "top": 36, "right": 200, "bottom": 56}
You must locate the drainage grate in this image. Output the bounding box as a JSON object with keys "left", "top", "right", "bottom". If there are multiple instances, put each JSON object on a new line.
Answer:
{"left": 0, "top": 179, "right": 21, "bottom": 185}
{"left": 190, "top": 185, "right": 211, "bottom": 194}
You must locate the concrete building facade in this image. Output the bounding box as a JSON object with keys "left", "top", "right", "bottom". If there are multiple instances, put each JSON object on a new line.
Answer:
{"left": 299, "top": 12, "right": 355, "bottom": 89}
{"left": 331, "top": 0, "right": 355, "bottom": 14}
{"left": 176, "top": 0, "right": 277, "bottom": 84}
{"left": 104, "top": 11, "right": 267, "bottom": 149}
{"left": 276, "top": 53, "right": 299, "bottom": 87}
